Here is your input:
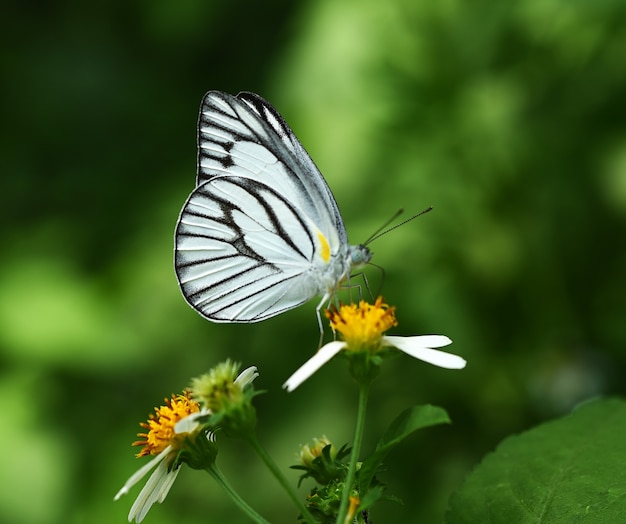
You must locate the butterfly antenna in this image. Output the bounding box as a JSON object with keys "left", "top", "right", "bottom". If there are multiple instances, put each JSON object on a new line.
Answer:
{"left": 363, "top": 209, "right": 405, "bottom": 245}
{"left": 364, "top": 206, "right": 433, "bottom": 246}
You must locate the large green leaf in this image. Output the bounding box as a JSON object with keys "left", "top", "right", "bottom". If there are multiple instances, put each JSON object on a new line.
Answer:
{"left": 446, "top": 398, "right": 626, "bottom": 523}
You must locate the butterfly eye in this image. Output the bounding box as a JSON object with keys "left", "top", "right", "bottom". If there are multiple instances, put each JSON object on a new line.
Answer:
{"left": 349, "top": 245, "right": 373, "bottom": 269}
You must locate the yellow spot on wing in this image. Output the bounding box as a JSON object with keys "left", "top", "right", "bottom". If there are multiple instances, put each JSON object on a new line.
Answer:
{"left": 317, "top": 231, "right": 331, "bottom": 263}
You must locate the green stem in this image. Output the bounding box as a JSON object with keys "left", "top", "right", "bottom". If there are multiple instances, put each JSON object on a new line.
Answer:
{"left": 246, "top": 433, "right": 318, "bottom": 524}
{"left": 336, "top": 382, "right": 369, "bottom": 524}
{"left": 206, "top": 464, "right": 270, "bottom": 524}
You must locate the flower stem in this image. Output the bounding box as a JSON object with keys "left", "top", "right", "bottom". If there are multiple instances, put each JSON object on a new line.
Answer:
{"left": 206, "top": 464, "right": 271, "bottom": 524}
{"left": 245, "top": 433, "right": 318, "bottom": 524}
{"left": 336, "top": 382, "right": 369, "bottom": 524}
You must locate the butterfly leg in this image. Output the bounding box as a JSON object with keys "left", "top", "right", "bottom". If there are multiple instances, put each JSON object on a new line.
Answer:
{"left": 359, "top": 271, "right": 375, "bottom": 301}
{"left": 350, "top": 263, "right": 385, "bottom": 302}
{"left": 315, "top": 293, "right": 332, "bottom": 348}
{"left": 344, "top": 272, "right": 375, "bottom": 303}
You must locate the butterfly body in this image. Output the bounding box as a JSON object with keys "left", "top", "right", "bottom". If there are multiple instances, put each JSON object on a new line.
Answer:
{"left": 175, "top": 91, "right": 371, "bottom": 322}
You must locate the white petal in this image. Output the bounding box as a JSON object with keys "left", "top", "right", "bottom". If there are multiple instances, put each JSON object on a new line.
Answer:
{"left": 385, "top": 335, "right": 452, "bottom": 349}
{"left": 114, "top": 446, "right": 173, "bottom": 501}
{"left": 174, "top": 409, "right": 210, "bottom": 434}
{"left": 283, "top": 341, "right": 346, "bottom": 392}
{"left": 129, "top": 456, "right": 180, "bottom": 523}
{"left": 384, "top": 336, "right": 466, "bottom": 369}
{"left": 156, "top": 465, "right": 180, "bottom": 503}
{"left": 235, "top": 366, "right": 259, "bottom": 387}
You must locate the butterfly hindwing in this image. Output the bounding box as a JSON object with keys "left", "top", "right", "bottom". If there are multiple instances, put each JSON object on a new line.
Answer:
{"left": 176, "top": 176, "right": 328, "bottom": 321}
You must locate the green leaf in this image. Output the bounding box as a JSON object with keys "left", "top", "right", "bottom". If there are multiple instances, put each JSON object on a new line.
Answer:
{"left": 359, "top": 485, "right": 386, "bottom": 512}
{"left": 446, "top": 397, "right": 626, "bottom": 523}
{"left": 359, "top": 404, "right": 450, "bottom": 492}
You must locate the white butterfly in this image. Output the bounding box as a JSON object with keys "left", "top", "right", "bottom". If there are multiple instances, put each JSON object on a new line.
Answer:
{"left": 174, "top": 91, "right": 372, "bottom": 327}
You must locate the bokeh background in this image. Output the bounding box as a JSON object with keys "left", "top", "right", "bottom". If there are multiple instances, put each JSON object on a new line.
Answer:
{"left": 2, "top": 1, "right": 626, "bottom": 523}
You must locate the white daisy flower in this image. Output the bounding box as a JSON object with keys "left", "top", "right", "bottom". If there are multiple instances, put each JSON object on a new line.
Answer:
{"left": 114, "top": 392, "right": 214, "bottom": 523}
{"left": 284, "top": 298, "right": 466, "bottom": 392}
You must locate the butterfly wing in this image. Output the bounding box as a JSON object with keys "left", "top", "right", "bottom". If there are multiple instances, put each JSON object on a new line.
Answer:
{"left": 175, "top": 91, "right": 350, "bottom": 322}
{"left": 196, "top": 91, "right": 347, "bottom": 246}
{"left": 235, "top": 92, "right": 347, "bottom": 245}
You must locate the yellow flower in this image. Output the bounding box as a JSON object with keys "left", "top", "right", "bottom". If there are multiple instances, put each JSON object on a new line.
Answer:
{"left": 116, "top": 366, "right": 259, "bottom": 522}
{"left": 115, "top": 391, "right": 214, "bottom": 523}
{"left": 284, "top": 298, "right": 465, "bottom": 392}
{"left": 134, "top": 392, "right": 200, "bottom": 457}
{"left": 326, "top": 297, "right": 397, "bottom": 351}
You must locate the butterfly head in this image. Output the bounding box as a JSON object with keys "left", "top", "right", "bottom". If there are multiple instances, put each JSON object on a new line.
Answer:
{"left": 349, "top": 244, "right": 373, "bottom": 270}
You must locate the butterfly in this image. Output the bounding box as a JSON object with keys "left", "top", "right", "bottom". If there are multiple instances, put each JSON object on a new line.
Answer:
{"left": 174, "top": 91, "right": 372, "bottom": 330}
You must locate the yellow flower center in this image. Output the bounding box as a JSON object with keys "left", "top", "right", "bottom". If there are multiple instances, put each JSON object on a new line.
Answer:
{"left": 326, "top": 297, "right": 397, "bottom": 351}
{"left": 133, "top": 391, "right": 200, "bottom": 457}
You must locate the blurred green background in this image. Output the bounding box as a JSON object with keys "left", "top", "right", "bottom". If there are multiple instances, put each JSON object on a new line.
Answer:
{"left": 2, "top": 1, "right": 626, "bottom": 523}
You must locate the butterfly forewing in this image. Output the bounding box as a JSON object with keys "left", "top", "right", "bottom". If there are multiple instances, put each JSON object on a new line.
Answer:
{"left": 197, "top": 92, "right": 347, "bottom": 243}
